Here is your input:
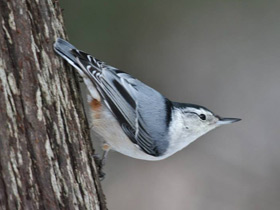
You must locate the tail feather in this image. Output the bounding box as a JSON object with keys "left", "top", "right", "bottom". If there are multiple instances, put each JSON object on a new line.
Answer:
{"left": 53, "top": 38, "right": 101, "bottom": 101}
{"left": 54, "top": 38, "right": 104, "bottom": 72}
{"left": 53, "top": 38, "right": 80, "bottom": 69}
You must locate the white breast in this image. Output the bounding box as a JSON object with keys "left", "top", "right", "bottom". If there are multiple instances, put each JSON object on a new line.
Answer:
{"left": 164, "top": 109, "right": 201, "bottom": 157}
{"left": 89, "top": 102, "right": 167, "bottom": 161}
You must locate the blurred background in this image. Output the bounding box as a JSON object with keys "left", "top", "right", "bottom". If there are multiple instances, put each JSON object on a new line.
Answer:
{"left": 60, "top": 1, "right": 280, "bottom": 209}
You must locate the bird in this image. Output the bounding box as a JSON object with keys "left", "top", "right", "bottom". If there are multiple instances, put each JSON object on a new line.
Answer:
{"left": 54, "top": 38, "right": 241, "bottom": 165}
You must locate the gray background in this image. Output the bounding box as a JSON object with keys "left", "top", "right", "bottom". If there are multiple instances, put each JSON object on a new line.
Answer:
{"left": 60, "top": 1, "right": 280, "bottom": 209}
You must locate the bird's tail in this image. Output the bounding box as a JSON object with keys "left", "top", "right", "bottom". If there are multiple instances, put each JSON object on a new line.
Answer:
{"left": 53, "top": 38, "right": 102, "bottom": 100}
{"left": 54, "top": 38, "right": 105, "bottom": 74}
{"left": 53, "top": 38, "right": 82, "bottom": 70}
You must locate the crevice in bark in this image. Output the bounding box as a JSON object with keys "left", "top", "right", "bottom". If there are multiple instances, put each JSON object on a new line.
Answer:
{"left": 0, "top": 160, "right": 9, "bottom": 209}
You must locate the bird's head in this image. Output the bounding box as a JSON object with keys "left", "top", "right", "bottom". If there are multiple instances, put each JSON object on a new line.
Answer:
{"left": 171, "top": 102, "right": 241, "bottom": 142}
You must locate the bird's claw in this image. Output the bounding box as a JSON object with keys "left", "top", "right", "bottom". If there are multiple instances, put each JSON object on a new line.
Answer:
{"left": 93, "top": 154, "right": 106, "bottom": 180}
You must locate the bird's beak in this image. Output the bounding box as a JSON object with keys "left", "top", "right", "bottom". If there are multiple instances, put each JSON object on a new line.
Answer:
{"left": 216, "top": 117, "right": 241, "bottom": 125}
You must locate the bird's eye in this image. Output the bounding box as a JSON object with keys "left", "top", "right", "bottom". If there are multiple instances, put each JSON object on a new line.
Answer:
{"left": 199, "top": 114, "right": 206, "bottom": 120}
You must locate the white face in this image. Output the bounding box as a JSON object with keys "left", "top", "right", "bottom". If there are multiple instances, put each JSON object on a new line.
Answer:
{"left": 164, "top": 106, "right": 219, "bottom": 158}
{"left": 181, "top": 107, "right": 219, "bottom": 137}
{"left": 164, "top": 105, "right": 240, "bottom": 158}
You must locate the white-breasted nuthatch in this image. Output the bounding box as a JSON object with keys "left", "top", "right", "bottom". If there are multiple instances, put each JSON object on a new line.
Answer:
{"left": 54, "top": 38, "right": 241, "bottom": 162}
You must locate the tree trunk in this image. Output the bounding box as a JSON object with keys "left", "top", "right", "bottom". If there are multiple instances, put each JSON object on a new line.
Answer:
{"left": 0, "top": 0, "right": 107, "bottom": 209}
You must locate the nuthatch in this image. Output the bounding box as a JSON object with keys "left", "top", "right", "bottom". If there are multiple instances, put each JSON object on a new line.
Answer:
{"left": 54, "top": 38, "right": 240, "bottom": 164}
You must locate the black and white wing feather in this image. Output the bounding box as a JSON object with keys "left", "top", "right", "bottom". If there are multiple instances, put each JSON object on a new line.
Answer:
{"left": 54, "top": 38, "right": 172, "bottom": 156}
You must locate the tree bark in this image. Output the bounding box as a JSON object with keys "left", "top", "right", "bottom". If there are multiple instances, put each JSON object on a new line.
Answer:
{"left": 0, "top": 0, "right": 107, "bottom": 209}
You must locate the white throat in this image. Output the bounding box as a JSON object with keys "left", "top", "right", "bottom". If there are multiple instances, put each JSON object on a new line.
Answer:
{"left": 164, "top": 108, "right": 213, "bottom": 158}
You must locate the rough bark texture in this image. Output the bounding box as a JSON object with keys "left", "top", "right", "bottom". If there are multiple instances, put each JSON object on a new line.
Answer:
{"left": 0, "top": 0, "right": 107, "bottom": 209}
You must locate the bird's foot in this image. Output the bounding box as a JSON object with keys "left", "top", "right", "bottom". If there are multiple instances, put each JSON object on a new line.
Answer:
{"left": 93, "top": 154, "right": 106, "bottom": 180}
{"left": 93, "top": 144, "right": 111, "bottom": 181}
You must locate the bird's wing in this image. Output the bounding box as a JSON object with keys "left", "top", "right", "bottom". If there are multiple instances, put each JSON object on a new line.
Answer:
{"left": 76, "top": 52, "right": 171, "bottom": 156}
{"left": 54, "top": 39, "right": 171, "bottom": 156}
